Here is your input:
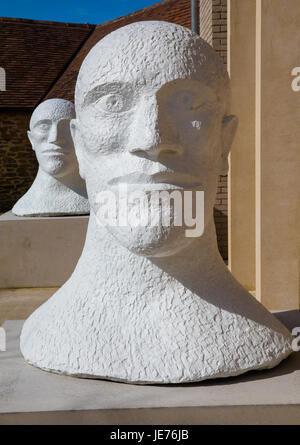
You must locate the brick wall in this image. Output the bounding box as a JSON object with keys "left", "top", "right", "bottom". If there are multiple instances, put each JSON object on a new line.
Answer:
{"left": 0, "top": 110, "right": 38, "bottom": 212}
{"left": 200, "top": 0, "right": 228, "bottom": 260}
{"left": 211, "top": 0, "right": 227, "bottom": 65}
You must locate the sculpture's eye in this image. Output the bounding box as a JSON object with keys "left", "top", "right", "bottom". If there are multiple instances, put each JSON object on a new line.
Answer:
{"left": 172, "top": 91, "right": 206, "bottom": 111}
{"left": 35, "top": 122, "right": 51, "bottom": 132}
{"left": 177, "top": 91, "right": 195, "bottom": 110}
{"left": 95, "top": 94, "right": 129, "bottom": 114}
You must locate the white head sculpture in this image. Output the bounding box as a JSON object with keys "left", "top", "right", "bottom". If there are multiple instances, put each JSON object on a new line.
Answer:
{"left": 71, "top": 21, "right": 235, "bottom": 256}
{"left": 12, "top": 98, "right": 89, "bottom": 216}
{"left": 20, "top": 22, "right": 293, "bottom": 384}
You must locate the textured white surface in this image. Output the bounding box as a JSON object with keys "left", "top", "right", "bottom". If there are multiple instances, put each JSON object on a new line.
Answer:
{"left": 20, "top": 21, "right": 293, "bottom": 383}
{"left": 12, "top": 99, "right": 89, "bottom": 216}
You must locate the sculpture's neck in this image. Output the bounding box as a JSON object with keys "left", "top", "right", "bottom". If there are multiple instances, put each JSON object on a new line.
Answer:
{"left": 77, "top": 210, "right": 229, "bottom": 293}
{"left": 12, "top": 167, "right": 89, "bottom": 216}
{"left": 35, "top": 167, "right": 87, "bottom": 198}
{"left": 34, "top": 167, "right": 63, "bottom": 190}
{"left": 69, "top": 212, "right": 278, "bottom": 331}
{"left": 151, "top": 218, "right": 226, "bottom": 287}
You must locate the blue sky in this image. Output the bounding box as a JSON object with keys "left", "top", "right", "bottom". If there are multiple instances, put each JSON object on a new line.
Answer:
{"left": 1, "top": 0, "right": 160, "bottom": 24}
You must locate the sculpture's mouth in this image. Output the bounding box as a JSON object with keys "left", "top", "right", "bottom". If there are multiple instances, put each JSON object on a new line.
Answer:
{"left": 42, "top": 144, "right": 69, "bottom": 155}
{"left": 108, "top": 172, "right": 203, "bottom": 190}
{"left": 42, "top": 150, "right": 65, "bottom": 155}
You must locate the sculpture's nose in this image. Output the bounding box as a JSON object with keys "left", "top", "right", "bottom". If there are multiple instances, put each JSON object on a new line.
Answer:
{"left": 128, "top": 95, "right": 183, "bottom": 161}
{"left": 48, "top": 122, "right": 64, "bottom": 146}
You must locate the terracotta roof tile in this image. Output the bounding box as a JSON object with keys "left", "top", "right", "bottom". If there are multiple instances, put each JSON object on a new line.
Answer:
{"left": 0, "top": 18, "right": 94, "bottom": 108}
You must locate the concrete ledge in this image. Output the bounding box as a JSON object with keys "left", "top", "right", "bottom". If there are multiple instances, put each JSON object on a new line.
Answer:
{"left": 0, "top": 211, "right": 89, "bottom": 288}
{"left": 1, "top": 312, "right": 300, "bottom": 425}
{"left": 1, "top": 405, "right": 300, "bottom": 425}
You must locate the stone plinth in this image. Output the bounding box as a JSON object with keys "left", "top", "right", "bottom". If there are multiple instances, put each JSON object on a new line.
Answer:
{"left": 1, "top": 312, "right": 300, "bottom": 425}
{"left": 0, "top": 211, "right": 88, "bottom": 288}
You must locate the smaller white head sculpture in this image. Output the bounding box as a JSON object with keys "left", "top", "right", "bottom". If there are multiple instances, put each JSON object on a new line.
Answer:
{"left": 12, "top": 98, "right": 89, "bottom": 216}
{"left": 28, "top": 99, "right": 77, "bottom": 178}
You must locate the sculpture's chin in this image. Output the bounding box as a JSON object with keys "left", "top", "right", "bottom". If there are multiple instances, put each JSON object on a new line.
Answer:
{"left": 39, "top": 159, "right": 65, "bottom": 176}
{"left": 40, "top": 159, "right": 74, "bottom": 179}
{"left": 92, "top": 195, "right": 205, "bottom": 257}
{"left": 105, "top": 224, "right": 195, "bottom": 258}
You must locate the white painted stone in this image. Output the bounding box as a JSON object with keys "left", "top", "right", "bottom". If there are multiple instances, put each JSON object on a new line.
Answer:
{"left": 0, "top": 211, "right": 89, "bottom": 288}
{"left": 20, "top": 21, "right": 293, "bottom": 384}
{"left": 12, "top": 98, "right": 89, "bottom": 216}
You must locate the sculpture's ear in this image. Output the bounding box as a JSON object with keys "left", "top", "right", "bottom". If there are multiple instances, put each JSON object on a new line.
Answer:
{"left": 27, "top": 130, "right": 34, "bottom": 150}
{"left": 220, "top": 115, "right": 238, "bottom": 175}
{"left": 70, "top": 118, "right": 86, "bottom": 180}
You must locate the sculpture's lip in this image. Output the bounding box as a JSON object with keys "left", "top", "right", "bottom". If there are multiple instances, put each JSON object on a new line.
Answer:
{"left": 42, "top": 148, "right": 68, "bottom": 155}
{"left": 108, "top": 172, "right": 203, "bottom": 189}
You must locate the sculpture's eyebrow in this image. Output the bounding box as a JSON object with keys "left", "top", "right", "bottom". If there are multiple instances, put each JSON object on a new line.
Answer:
{"left": 31, "top": 119, "right": 52, "bottom": 129}
{"left": 83, "top": 82, "right": 133, "bottom": 108}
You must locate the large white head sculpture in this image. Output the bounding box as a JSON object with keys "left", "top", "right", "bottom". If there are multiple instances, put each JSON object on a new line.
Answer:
{"left": 20, "top": 22, "right": 293, "bottom": 384}
{"left": 71, "top": 21, "right": 237, "bottom": 256}
{"left": 12, "top": 98, "right": 89, "bottom": 216}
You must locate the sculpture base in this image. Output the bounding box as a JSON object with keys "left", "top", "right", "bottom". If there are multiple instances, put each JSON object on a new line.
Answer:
{"left": 0, "top": 211, "right": 89, "bottom": 288}
{"left": 1, "top": 314, "right": 300, "bottom": 424}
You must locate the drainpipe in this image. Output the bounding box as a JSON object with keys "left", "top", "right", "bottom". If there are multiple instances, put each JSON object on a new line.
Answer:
{"left": 191, "top": 0, "right": 199, "bottom": 34}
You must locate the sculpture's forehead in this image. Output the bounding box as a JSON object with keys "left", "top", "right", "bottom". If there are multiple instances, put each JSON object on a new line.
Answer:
{"left": 76, "top": 21, "right": 226, "bottom": 106}
{"left": 30, "top": 99, "right": 75, "bottom": 129}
